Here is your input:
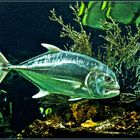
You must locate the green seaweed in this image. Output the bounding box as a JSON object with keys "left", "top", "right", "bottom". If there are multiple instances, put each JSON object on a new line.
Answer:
{"left": 79, "top": 1, "right": 140, "bottom": 30}
{"left": 98, "top": 19, "right": 140, "bottom": 102}
{"left": 49, "top": 2, "right": 92, "bottom": 57}
{"left": 99, "top": 19, "right": 140, "bottom": 70}
{"left": 0, "top": 89, "right": 12, "bottom": 129}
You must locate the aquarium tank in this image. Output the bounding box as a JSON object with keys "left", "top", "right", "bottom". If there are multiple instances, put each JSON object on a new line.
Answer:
{"left": 0, "top": 1, "right": 140, "bottom": 138}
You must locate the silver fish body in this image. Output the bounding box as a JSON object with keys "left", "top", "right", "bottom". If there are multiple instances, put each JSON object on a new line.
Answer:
{"left": 0, "top": 43, "right": 120, "bottom": 101}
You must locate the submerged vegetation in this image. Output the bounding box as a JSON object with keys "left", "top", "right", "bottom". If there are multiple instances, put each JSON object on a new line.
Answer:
{"left": 20, "top": 2, "right": 140, "bottom": 138}
{"left": 99, "top": 19, "right": 140, "bottom": 103}
{"left": 1, "top": 2, "right": 139, "bottom": 138}
{"left": 49, "top": 3, "right": 92, "bottom": 56}
{"left": 49, "top": 2, "right": 140, "bottom": 103}
{"left": 79, "top": 1, "right": 140, "bottom": 30}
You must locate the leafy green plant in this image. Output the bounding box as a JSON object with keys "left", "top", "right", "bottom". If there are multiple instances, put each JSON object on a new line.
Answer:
{"left": 98, "top": 19, "right": 140, "bottom": 102}
{"left": 49, "top": 2, "right": 140, "bottom": 103}
{"left": 49, "top": 2, "right": 92, "bottom": 57}
{"left": 99, "top": 19, "right": 140, "bottom": 70}
{"left": 79, "top": 1, "right": 140, "bottom": 30}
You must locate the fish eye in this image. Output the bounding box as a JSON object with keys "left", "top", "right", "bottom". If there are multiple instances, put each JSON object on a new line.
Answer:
{"left": 105, "top": 76, "right": 112, "bottom": 82}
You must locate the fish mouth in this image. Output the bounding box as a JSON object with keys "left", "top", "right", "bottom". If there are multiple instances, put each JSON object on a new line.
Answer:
{"left": 93, "top": 89, "right": 120, "bottom": 99}
{"left": 105, "top": 84, "right": 120, "bottom": 94}
{"left": 104, "top": 87, "right": 120, "bottom": 97}
{"left": 105, "top": 89, "right": 120, "bottom": 95}
{"left": 100, "top": 89, "right": 120, "bottom": 99}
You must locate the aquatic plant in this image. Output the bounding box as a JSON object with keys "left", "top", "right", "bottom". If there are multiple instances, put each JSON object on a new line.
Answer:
{"left": 49, "top": 3, "right": 140, "bottom": 103}
{"left": 39, "top": 107, "right": 52, "bottom": 118}
{"left": 79, "top": 1, "right": 140, "bottom": 30}
{"left": 99, "top": 19, "right": 140, "bottom": 69}
{"left": 70, "top": 100, "right": 99, "bottom": 124}
{"left": 98, "top": 19, "right": 140, "bottom": 102}
{"left": 49, "top": 2, "right": 92, "bottom": 56}
{"left": 0, "top": 89, "right": 12, "bottom": 130}
{"left": 38, "top": 94, "right": 70, "bottom": 117}
{"left": 37, "top": 3, "right": 93, "bottom": 115}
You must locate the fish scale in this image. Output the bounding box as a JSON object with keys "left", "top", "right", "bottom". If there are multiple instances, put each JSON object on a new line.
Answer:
{"left": 18, "top": 52, "right": 95, "bottom": 71}
{"left": 0, "top": 43, "right": 120, "bottom": 101}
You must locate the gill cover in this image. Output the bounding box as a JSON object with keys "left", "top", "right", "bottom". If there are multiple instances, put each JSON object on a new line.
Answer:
{"left": 85, "top": 69, "right": 104, "bottom": 96}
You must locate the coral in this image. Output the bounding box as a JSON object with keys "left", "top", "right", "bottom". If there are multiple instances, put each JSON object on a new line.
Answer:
{"left": 69, "top": 99, "right": 125, "bottom": 125}
{"left": 49, "top": 2, "right": 92, "bottom": 57}
{"left": 17, "top": 115, "right": 64, "bottom": 138}
{"left": 70, "top": 100, "right": 98, "bottom": 124}
{"left": 94, "top": 110, "right": 140, "bottom": 135}
{"left": 81, "top": 119, "right": 97, "bottom": 128}
{"left": 115, "top": 111, "right": 140, "bottom": 131}
{"left": 17, "top": 107, "right": 140, "bottom": 138}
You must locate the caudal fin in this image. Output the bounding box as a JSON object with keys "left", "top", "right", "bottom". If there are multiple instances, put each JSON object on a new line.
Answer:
{"left": 0, "top": 52, "right": 10, "bottom": 83}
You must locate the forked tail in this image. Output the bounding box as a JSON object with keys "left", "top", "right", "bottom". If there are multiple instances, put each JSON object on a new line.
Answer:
{"left": 0, "top": 52, "right": 10, "bottom": 83}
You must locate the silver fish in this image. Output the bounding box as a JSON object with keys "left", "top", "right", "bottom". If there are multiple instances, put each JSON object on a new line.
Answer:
{"left": 0, "top": 43, "right": 120, "bottom": 101}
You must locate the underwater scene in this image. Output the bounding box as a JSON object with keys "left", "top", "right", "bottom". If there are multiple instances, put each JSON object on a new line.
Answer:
{"left": 0, "top": 1, "right": 140, "bottom": 138}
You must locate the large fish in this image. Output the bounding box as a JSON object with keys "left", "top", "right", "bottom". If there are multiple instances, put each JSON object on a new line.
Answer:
{"left": 0, "top": 43, "right": 120, "bottom": 101}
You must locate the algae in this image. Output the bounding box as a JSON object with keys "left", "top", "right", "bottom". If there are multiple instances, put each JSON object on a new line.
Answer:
{"left": 99, "top": 18, "right": 140, "bottom": 103}
{"left": 49, "top": 2, "right": 92, "bottom": 57}
{"left": 79, "top": 1, "right": 140, "bottom": 30}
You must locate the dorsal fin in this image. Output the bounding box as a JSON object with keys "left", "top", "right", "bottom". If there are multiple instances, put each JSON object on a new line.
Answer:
{"left": 41, "top": 43, "right": 62, "bottom": 53}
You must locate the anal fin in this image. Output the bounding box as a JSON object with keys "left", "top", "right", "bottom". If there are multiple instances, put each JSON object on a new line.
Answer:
{"left": 32, "top": 89, "right": 50, "bottom": 98}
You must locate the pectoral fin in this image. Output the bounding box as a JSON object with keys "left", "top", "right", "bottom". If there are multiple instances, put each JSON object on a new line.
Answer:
{"left": 68, "top": 98, "right": 82, "bottom": 101}
{"left": 32, "top": 89, "right": 50, "bottom": 98}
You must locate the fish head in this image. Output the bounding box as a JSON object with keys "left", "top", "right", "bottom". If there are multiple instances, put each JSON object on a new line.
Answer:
{"left": 86, "top": 65, "right": 120, "bottom": 99}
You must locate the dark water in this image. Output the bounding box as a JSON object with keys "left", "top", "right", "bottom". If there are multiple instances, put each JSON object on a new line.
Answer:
{"left": 0, "top": 2, "right": 72, "bottom": 56}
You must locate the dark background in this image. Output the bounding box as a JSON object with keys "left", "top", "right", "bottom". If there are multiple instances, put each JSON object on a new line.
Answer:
{"left": 0, "top": 2, "right": 74, "bottom": 58}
